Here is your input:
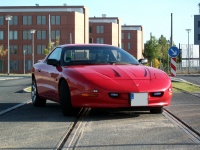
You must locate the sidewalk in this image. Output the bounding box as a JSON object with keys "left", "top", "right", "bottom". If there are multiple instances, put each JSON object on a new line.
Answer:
{"left": 0, "top": 74, "right": 31, "bottom": 81}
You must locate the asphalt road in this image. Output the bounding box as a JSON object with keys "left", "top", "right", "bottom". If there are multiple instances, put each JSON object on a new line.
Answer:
{"left": 176, "top": 74, "right": 200, "bottom": 85}
{"left": 0, "top": 76, "right": 31, "bottom": 111}
{"left": 0, "top": 75, "right": 199, "bottom": 149}
{"left": 63, "top": 108, "right": 200, "bottom": 150}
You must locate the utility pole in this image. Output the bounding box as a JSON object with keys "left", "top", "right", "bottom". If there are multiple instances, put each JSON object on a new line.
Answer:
{"left": 185, "top": 29, "right": 191, "bottom": 74}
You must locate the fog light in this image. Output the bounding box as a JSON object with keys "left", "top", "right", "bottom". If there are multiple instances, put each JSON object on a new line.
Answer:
{"left": 150, "top": 92, "right": 163, "bottom": 97}
{"left": 109, "top": 93, "right": 119, "bottom": 98}
{"left": 153, "top": 92, "right": 162, "bottom": 96}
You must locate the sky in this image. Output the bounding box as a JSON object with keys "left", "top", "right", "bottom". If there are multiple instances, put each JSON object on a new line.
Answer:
{"left": 0, "top": 0, "right": 199, "bottom": 46}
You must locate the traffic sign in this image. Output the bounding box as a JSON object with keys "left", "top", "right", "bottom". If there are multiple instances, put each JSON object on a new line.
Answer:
{"left": 168, "top": 46, "right": 179, "bottom": 58}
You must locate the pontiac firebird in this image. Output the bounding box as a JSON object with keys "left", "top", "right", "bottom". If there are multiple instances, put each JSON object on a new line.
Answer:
{"left": 31, "top": 44, "right": 172, "bottom": 116}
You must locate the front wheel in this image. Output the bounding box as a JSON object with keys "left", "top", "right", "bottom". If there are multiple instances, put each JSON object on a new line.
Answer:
{"left": 31, "top": 78, "right": 46, "bottom": 107}
{"left": 150, "top": 107, "right": 163, "bottom": 114}
{"left": 60, "top": 80, "right": 77, "bottom": 116}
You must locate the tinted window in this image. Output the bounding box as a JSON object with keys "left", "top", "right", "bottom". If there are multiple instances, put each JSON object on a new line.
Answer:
{"left": 48, "top": 47, "right": 62, "bottom": 61}
{"left": 61, "top": 45, "right": 139, "bottom": 66}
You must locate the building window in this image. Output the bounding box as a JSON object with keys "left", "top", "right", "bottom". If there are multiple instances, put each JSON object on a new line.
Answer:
{"left": 23, "top": 45, "right": 32, "bottom": 54}
{"left": 89, "top": 38, "right": 93, "bottom": 43}
{"left": 27, "top": 60, "right": 32, "bottom": 70}
{"left": 0, "top": 16, "right": 4, "bottom": 25}
{"left": 96, "top": 38, "right": 104, "bottom": 44}
{"left": 198, "top": 34, "right": 200, "bottom": 40}
{"left": 96, "top": 26, "right": 104, "bottom": 33}
{"left": 37, "top": 30, "right": 46, "bottom": 40}
{"left": 121, "top": 33, "right": 124, "bottom": 39}
{"left": 51, "top": 16, "right": 60, "bottom": 25}
{"left": 89, "top": 26, "right": 92, "bottom": 33}
{"left": 128, "top": 33, "right": 131, "bottom": 39}
{"left": 9, "top": 31, "right": 18, "bottom": 40}
{"left": 37, "top": 16, "right": 46, "bottom": 25}
{"left": 23, "top": 60, "right": 32, "bottom": 71}
{"left": 23, "top": 16, "right": 32, "bottom": 25}
{"left": 10, "top": 60, "right": 18, "bottom": 71}
{"left": 23, "top": 30, "right": 32, "bottom": 40}
{"left": 10, "top": 45, "right": 18, "bottom": 54}
{"left": 0, "top": 31, "right": 3, "bottom": 40}
{"left": 51, "top": 30, "right": 60, "bottom": 40}
{"left": 198, "top": 21, "right": 200, "bottom": 27}
{"left": 10, "top": 16, "right": 18, "bottom": 25}
{"left": 128, "top": 42, "right": 131, "bottom": 49}
{"left": 122, "top": 43, "right": 124, "bottom": 49}
{"left": 37, "top": 45, "right": 46, "bottom": 54}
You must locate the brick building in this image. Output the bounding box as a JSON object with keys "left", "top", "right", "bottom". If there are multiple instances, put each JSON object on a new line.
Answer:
{"left": 0, "top": 6, "right": 89, "bottom": 74}
{"left": 121, "top": 25, "right": 144, "bottom": 59}
{"left": 89, "top": 16, "right": 121, "bottom": 47}
{"left": 0, "top": 6, "right": 144, "bottom": 74}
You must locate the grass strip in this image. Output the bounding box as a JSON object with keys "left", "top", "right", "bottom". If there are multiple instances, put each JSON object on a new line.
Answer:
{"left": 172, "top": 81, "right": 200, "bottom": 93}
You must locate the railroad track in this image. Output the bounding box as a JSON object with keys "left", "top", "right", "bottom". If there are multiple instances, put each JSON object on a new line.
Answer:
{"left": 0, "top": 89, "right": 199, "bottom": 149}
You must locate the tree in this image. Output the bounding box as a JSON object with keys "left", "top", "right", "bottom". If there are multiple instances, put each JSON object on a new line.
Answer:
{"left": 143, "top": 36, "right": 161, "bottom": 66}
{"left": 44, "top": 36, "right": 60, "bottom": 55}
{"left": 158, "top": 35, "right": 170, "bottom": 72}
{"left": 0, "top": 45, "right": 8, "bottom": 72}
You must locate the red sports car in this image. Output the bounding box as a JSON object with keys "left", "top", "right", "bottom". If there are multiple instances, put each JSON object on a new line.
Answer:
{"left": 31, "top": 44, "right": 172, "bottom": 116}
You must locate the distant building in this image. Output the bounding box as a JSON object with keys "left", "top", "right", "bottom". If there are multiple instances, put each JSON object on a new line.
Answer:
{"left": 121, "top": 25, "right": 144, "bottom": 59}
{"left": 89, "top": 16, "right": 121, "bottom": 47}
{"left": 194, "top": 15, "right": 200, "bottom": 45}
{"left": 0, "top": 6, "right": 145, "bottom": 74}
{"left": 0, "top": 6, "right": 89, "bottom": 74}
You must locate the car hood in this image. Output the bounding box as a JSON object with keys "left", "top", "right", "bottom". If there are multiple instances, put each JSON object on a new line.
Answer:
{"left": 70, "top": 65, "right": 168, "bottom": 80}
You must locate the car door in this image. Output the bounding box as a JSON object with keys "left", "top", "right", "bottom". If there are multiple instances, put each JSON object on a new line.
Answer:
{"left": 38, "top": 47, "right": 62, "bottom": 100}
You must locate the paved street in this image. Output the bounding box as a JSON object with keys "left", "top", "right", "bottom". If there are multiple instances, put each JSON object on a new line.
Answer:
{"left": 0, "top": 76, "right": 31, "bottom": 111}
{"left": 0, "top": 74, "right": 199, "bottom": 149}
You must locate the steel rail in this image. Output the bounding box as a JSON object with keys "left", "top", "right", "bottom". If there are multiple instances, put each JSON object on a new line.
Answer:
{"left": 163, "top": 109, "right": 200, "bottom": 147}
{"left": 55, "top": 108, "right": 91, "bottom": 150}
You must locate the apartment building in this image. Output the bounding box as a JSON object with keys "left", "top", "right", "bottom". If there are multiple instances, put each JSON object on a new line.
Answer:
{"left": 121, "top": 25, "right": 144, "bottom": 59}
{"left": 89, "top": 16, "right": 121, "bottom": 47}
{"left": 0, "top": 5, "right": 88, "bottom": 74}
{"left": 0, "top": 6, "right": 144, "bottom": 74}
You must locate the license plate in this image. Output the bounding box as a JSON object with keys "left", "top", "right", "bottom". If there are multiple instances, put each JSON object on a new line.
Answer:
{"left": 129, "top": 93, "right": 148, "bottom": 106}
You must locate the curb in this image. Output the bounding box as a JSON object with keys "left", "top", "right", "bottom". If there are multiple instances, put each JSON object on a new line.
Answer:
{"left": 0, "top": 77, "right": 23, "bottom": 81}
{"left": 170, "top": 77, "right": 200, "bottom": 88}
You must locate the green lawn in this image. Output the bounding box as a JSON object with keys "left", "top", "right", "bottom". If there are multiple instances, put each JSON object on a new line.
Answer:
{"left": 172, "top": 81, "right": 200, "bottom": 93}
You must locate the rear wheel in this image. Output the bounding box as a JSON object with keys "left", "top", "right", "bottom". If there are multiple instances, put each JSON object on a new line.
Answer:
{"left": 60, "top": 80, "right": 77, "bottom": 116}
{"left": 150, "top": 107, "right": 163, "bottom": 114}
{"left": 31, "top": 78, "right": 46, "bottom": 107}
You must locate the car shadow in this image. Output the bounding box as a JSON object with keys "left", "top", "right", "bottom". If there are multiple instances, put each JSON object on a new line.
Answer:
{"left": 0, "top": 101, "right": 155, "bottom": 122}
{"left": 0, "top": 102, "right": 75, "bottom": 122}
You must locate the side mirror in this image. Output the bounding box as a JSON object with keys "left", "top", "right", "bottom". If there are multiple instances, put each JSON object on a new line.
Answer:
{"left": 138, "top": 58, "right": 148, "bottom": 65}
{"left": 47, "top": 59, "right": 60, "bottom": 66}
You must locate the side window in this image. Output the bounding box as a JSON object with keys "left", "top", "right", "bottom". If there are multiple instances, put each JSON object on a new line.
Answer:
{"left": 48, "top": 47, "right": 62, "bottom": 61}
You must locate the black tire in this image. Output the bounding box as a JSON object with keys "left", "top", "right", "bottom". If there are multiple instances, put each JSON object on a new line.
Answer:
{"left": 60, "top": 80, "right": 76, "bottom": 116}
{"left": 150, "top": 107, "right": 163, "bottom": 114}
{"left": 31, "top": 78, "right": 46, "bottom": 107}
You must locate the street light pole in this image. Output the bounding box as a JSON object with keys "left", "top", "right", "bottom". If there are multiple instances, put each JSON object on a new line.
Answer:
{"left": 30, "top": 29, "right": 36, "bottom": 66}
{"left": 185, "top": 29, "right": 191, "bottom": 74}
{"left": 5, "top": 15, "right": 12, "bottom": 75}
{"left": 24, "top": 50, "right": 26, "bottom": 74}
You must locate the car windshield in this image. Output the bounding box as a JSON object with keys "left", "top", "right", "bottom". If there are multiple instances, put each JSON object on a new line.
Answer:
{"left": 61, "top": 45, "right": 139, "bottom": 66}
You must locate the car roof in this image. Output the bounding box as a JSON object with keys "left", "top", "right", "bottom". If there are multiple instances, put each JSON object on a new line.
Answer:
{"left": 58, "top": 44, "right": 116, "bottom": 48}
